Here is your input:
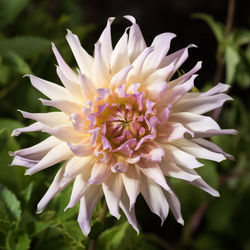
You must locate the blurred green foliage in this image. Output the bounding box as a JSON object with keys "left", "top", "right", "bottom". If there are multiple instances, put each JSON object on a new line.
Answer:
{"left": 0, "top": 1, "right": 250, "bottom": 250}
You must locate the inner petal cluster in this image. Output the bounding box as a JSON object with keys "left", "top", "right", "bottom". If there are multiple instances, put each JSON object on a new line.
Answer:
{"left": 85, "top": 83, "right": 162, "bottom": 169}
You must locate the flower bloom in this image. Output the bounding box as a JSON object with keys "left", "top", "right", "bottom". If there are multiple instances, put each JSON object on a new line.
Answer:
{"left": 10, "top": 16, "right": 236, "bottom": 235}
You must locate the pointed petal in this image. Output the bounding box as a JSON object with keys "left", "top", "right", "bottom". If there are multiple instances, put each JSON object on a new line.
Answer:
{"left": 36, "top": 163, "right": 70, "bottom": 213}
{"left": 169, "top": 112, "right": 221, "bottom": 133}
{"left": 88, "top": 162, "right": 111, "bottom": 185}
{"left": 163, "top": 144, "right": 203, "bottom": 169}
{"left": 119, "top": 190, "right": 139, "bottom": 233}
{"left": 52, "top": 42, "right": 78, "bottom": 82}
{"left": 163, "top": 189, "right": 184, "bottom": 225}
{"left": 141, "top": 174, "right": 169, "bottom": 225}
{"left": 103, "top": 174, "right": 123, "bottom": 219}
{"left": 92, "top": 42, "right": 110, "bottom": 88}
{"left": 98, "top": 17, "right": 115, "bottom": 67}
{"left": 124, "top": 15, "right": 147, "bottom": 62}
{"left": 78, "top": 71, "right": 96, "bottom": 100}
{"left": 26, "top": 75, "right": 72, "bottom": 100}
{"left": 110, "top": 65, "right": 133, "bottom": 90}
{"left": 65, "top": 168, "right": 92, "bottom": 209}
{"left": 66, "top": 30, "right": 93, "bottom": 78}
{"left": 122, "top": 166, "right": 140, "bottom": 210}
{"left": 68, "top": 140, "right": 93, "bottom": 157}
{"left": 78, "top": 185, "right": 103, "bottom": 236}
{"left": 12, "top": 122, "right": 44, "bottom": 136}
{"left": 111, "top": 30, "right": 130, "bottom": 74}
{"left": 18, "top": 110, "right": 69, "bottom": 127}
{"left": 143, "top": 32, "right": 176, "bottom": 76}
{"left": 39, "top": 99, "right": 82, "bottom": 116}
{"left": 172, "top": 139, "right": 226, "bottom": 162}
{"left": 11, "top": 136, "right": 60, "bottom": 160}
{"left": 25, "top": 143, "right": 73, "bottom": 175}
{"left": 137, "top": 160, "right": 171, "bottom": 192}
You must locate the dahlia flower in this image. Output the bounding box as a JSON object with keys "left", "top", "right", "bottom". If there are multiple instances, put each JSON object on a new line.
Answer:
{"left": 10, "top": 16, "right": 236, "bottom": 235}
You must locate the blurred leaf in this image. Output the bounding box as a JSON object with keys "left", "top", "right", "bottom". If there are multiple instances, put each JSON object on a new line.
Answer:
{"left": 0, "top": 36, "right": 50, "bottom": 59}
{"left": 235, "top": 29, "right": 250, "bottom": 46}
{"left": 16, "top": 233, "right": 30, "bottom": 250}
{"left": 0, "top": 58, "right": 10, "bottom": 85}
{"left": 0, "top": 0, "right": 30, "bottom": 28}
{"left": 225, "top": 45, "right": 240, "bottom": 84}
{"left": 0, "top": 118, "right": 23, "bottom": 130}
{"left": 20, "top": 181, "right": 34, "bottom": 204}
{"left": 0, "top": 183, "right": 21, "bottom": 223}
{"left": 0, "top": 129, "right": 8, "bottom": 151}
{"left": 192, "top": 13, "right": 224, "bottom": 42}
{"left": 1, "top": 50, "right": 32, "bottom": 75}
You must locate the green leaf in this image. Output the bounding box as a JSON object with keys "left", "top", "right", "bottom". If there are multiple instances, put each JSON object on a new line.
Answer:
{"left": 0, "top": 36, "right": 50, "bottom": 59}
{"left": 97, "top": 222, "right": 136, "bottom": 250}
{"left": 57, "top": 220, "right": 85, "bottom": 249}
{"left": 0, "top": 184, "right": 21, "bottom": 223}
{"left": 225, "top": 45, "right": 240, "bottom": 84}
{"left": 235, "top": 29, "right": 250, "bottom": 46}
{"left": 0, "top": 0, "right": 30, "bottom": 28}
{"left": 192, "top": 13, "right": 224, "bottom": 42}
{"left": 0, "top": 59, "right": 10, "bottom": 85}
{"left": 16, "top": 233, "right": 30, "bottom": 250}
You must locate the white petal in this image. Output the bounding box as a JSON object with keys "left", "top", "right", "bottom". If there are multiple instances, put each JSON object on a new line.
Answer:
{"left": 78, "top": 185, "right": 103, "bottom": 236}
{"left": 92, "top": 42, "right": 110, "bottom": 88}
{"left": 119, "top": 190, "right": 139, "bottom": 233}
{"left": 160, "top": 44, "right": 197, "bottom": 78}
{"left": 103, "top": 174, "right": 123, "bottom": 219}
{"left": 18, "top": 110, "right": 70, "bottom": 127}
{"left": 65, "top": 168, "right": 92, "bottom": 210}
{"left": 168, "top": 61, "right": 202, "bottom": 88}
{"left": 36, "top": 163, "right": 70, "bottom": 213}
{"left": 137, "top": 160, "right": 171, "bottom": 192}
{"left": 98, "top": 17, "right": 115, "bottom": 67}
{"left": 111, "top": 30, "right": 130, "bottom": 74}
{"left": 63, "top": 156, "right": 94, "bottom": 184}
{"left": 122, "top": 166, "right": 140, "bottom": 210}
{"left": 143, "top": 32, "right": 176, "bottom": 76}
{"left": 141, "top": 174, "right": 169, "bottom": 225}
{"left": 39, "top": 98, "right": 82, "bottom": 116}
{"left": 124, "top": 15, "right": 147, "bottom": 62}
{"left": 200, "top": 82, "right": 230, "bottom": 96}
{"left": 51, "top": 42, "right": 78, "bottom": 82}
{"left": 193, "top": 138, "right": 235, "bottom": 160}
{"left": 144, "top": 59, "right": 176, "bottom": 85}
{"left": 11, "top": 122, "right": 44, "bottom": 136}
{"left": 173, "top": 93, "right": 232, "bottom": 115}
{"left": 172, "top": 139, "right": 226, "bottom": 162}
{"left": 145, "top": 81, "right": 168, "bottom": 101}
{"left": 110, "top": 65, "right": 133, "bottom": 90}
{"left": 10, "top": 156, "right": 38, "bottom": 168}
{"left": 163, "top": 190, "right": 184, "bottom": 225}
{"left": 56, "top": 66, "right": 83, "bottom": 101}
{"left": 68, "top": 139, "right": 93, "bottom": 157}
{"left": 163, "top": 144, "right": 203, "bottom": 169}
{"left": 194, "top": 129, "right": 237, "bottom": 138}
{"left": 169, "top": 112, "right": 221, "bottom": 132}
{"left": 157, "top": 122, "right": 194, "bottom": 143}
{"left": 78, "top": 71, "right": 96, "bottom": 100}
{"left": 161, "top": 162, "right": 201, "bottom": 181}
{"left": 88, "top": 162, "right": 111, "bottom": 185}
{"left": 26, "top": 75, "right": 72, "bottom": 100}
{"left": 66, "top": 30, "right": 93, "bottom": 78}
{"left": 159, "top": 75, "right": 197, "bottom": 108}
{"left": 10, "top": 136, "right": 60, "bottom": 160}
{"left": 42, "top": 125, "right": 86, "bottom": 143}
{"left": 127, "top": 47, "right": 153, "bottom": 84}
{"left": 25, "top": 143, "right": 73, "bottom": 175}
